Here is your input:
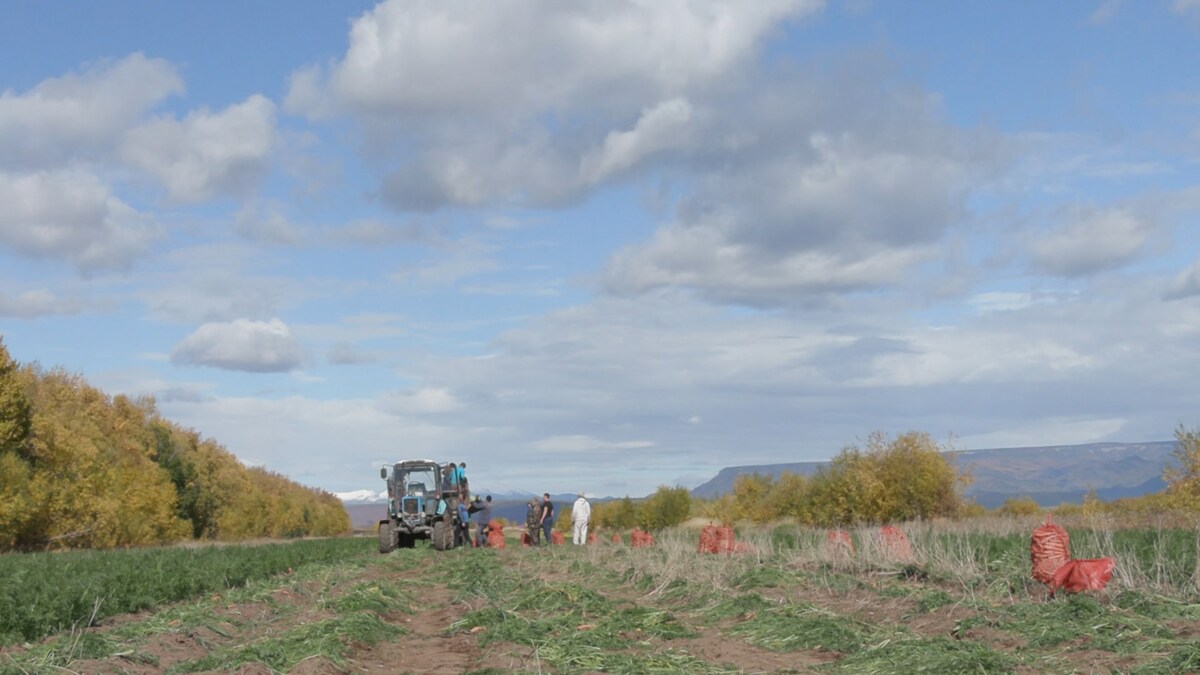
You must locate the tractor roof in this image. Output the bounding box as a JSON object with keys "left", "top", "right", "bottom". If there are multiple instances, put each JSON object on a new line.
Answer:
{"left": 393, "top": 459, "right": 439, "bottom": 468}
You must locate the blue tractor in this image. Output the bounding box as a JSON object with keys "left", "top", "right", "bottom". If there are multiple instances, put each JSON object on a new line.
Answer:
{"left": 378, "top": 459, "right": 460, "bottom": 552}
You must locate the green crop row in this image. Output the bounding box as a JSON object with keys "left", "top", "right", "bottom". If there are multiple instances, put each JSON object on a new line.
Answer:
{"left": 0, "top": 536, "right": 373, "bottom": 645}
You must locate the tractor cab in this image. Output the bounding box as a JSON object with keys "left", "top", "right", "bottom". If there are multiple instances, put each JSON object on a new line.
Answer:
{"left": 382, "top": 460, "right": 442, "bottom": 520}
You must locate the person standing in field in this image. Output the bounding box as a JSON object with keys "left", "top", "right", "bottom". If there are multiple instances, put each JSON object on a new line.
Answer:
{"left": 455, "top": 498, "right": 471, "bottom": 548}
{"left": 539, "top": 493, "right": 555, "bottom": 546}
{"left": 469, "top": 495, "right": 493, "bottom": 547}
{"left": 525, "top": 497, "right": 542, "bottom": 546}
{"left": 443, "top": 463, "right": 458, "bottom": 494}
{"left": 572, "top": 493, "right": 591, "bottom": 545}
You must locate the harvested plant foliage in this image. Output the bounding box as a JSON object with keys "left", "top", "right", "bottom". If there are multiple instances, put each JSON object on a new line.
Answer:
{"left": 4, "top": 519, "right": 1200, "bottom": 673}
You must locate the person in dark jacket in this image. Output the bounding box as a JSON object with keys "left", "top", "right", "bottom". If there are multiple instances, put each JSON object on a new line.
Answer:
{"left": 468, "top": 495, "right": 493, "bottom": 547}
{"left": 525, "top": 497, "right": 541, "bottom": 546}
{"left": 539, "top": 493, "right": 555, "bottom": 546}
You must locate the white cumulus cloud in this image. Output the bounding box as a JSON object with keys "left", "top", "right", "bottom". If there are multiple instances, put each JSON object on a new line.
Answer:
{"left": 1028, "top": 207, "right": 1154, "bottom": 277}
{"left": 1166, "top": 257, "right": 1200, "bottom": 300}
{"left": 381, "top": 387, "right": 463, "bottom": 415}
{"left": 286, "top": 0, "right": 823, "bottom": 210}
{"left": 0, "top": 289, "right": 85, "bottom": 318}
{"left": 171, "top": 318, "right": 307, "bottom": 372}
{"left": 0, "top": 53, "right": 182, "bottom": 169}
{"left": 0, "top": 168, "right": 158, "bottom": 272}
{"left": 579, "top": 98, "right": 696, "bottom": 184}
{"left": 121, "top": 94, "right": 276, "bottom": 202}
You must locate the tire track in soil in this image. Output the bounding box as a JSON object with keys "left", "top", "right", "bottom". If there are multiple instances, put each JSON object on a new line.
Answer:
{"left": 343, "top": 571, "right": 489, "bottom": 674}
{"left": 530, "top": 559, "right": 836, "bottom": 674}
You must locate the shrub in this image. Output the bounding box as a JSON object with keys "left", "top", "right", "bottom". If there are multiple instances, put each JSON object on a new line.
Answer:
{"left": 996, "top": 496, "right": 1042, "bottom": 517}
{"left": 637, "top": 486, "right": 691, "bottom": 530}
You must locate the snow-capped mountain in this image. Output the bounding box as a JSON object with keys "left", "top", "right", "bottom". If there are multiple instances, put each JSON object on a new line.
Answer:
{"left": 334, "top": 489, "right": 387, "bottom": 503}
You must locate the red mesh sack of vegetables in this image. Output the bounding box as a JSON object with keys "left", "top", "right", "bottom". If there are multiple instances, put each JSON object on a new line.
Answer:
{"left": 612, "top": 533, "right": 622, "bottom": 544}
{"left": 698, "top": 525, "right": 719, "bottom": 553}
{"left": 631, "top": 528, "right": 655, "bottom": 547}
{"left": 551, "top": 531, "right": 565, "bottom": 545}
{"left": 827, "top": 530, "right": 854, "bottom": 558}
{"left": 1030, "top": 514, "right": 1070, "bottom": 584}
{"left": 487, "top": 522, "right": 506, "bottom": 549}
{"left": 715, "top": 524, "right": 736, "bottom": 553}
{"left": 1049, "top": 558, "right": 1115, "bottom": 593}
{"left": 587, "top": 532, "right": 597, "bottom": 544}
{"left": 520, "top": 531, "right": 533, "bottom": 547}
{"left": 879, "top": 525, "right": 913, "bottom": 562}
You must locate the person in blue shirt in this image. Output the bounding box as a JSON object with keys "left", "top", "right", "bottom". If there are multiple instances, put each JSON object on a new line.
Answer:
{"left": 455, "top": 462, "right": 470, "bottom": 500}
{"left": 455, "top": 499, "right": 471, "bottom": 548}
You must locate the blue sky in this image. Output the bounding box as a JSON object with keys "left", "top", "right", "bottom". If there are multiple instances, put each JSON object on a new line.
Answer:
{"left": 3, "top": 0, "right": 1200, "bottom": 499}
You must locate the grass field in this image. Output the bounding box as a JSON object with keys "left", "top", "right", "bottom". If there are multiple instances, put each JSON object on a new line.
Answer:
{"left": 3, "top": 518, "right": 1200, "bottom": 673}
{"left": 0, "top": 537, "right": 372, "bottom": 646}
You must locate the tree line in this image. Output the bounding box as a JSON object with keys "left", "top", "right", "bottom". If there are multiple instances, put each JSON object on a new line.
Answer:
{"left": 0, "top": 340, "right": 349, "bottom": 551}
{"left": 586, "top": 431, "right": 969, "bottom": 530}
{"left": 585, "top": 426, "right": 1200, "bottom": 531}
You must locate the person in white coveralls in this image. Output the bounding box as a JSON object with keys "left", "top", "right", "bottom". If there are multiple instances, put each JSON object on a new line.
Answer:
{"left": 572, "top": 493, "right": 592, "bottom": 545}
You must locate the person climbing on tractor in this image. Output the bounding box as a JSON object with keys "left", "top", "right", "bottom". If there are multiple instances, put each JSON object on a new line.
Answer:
{"left": 456, "top": 462, "right": 470, "bottom": 501}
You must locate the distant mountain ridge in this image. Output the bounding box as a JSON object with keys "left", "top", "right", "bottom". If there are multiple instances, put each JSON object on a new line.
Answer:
{"left": 691, "top": 441, "right": 1178, "bottom": 508}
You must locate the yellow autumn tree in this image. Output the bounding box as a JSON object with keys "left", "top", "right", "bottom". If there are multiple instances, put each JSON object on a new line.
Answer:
{"left": 1163, "top": 424, "right": 1200, "bottom": 510}
{"left": 0, "top": 344, "right": 348, "bottom": 551}
{"left": 0, "top": 339, "right": 35, "bottom": 549}
{"left": 726, "top": 473, "right": 774, "bottom": 523}
{"left": 804, "top": 431, "right": 967, "bottom": 526}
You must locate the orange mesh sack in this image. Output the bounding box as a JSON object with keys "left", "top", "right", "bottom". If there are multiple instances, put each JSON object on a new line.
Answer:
{"left": 551, "top": 531, "right": 565, "bottom": 545}
{"left": 715, "top": 525, "right": 735, "bottom": 553}
{"left": 879, "top": 525, "right": 913, "bottom": 562}
{"left": 827, "top": 530, "right": 855, "bottom": 558}
{"left": 1049, "top": 558, "right": 1115, "bottom": 593}
{"left": 1030, "top": 515, "right": 1070, "bottom": 584}
{"left": 699, "top": 524, "right": 737, "bottom": 554}
{"left": 520, "top": 531, "right": 533, "bottom": 547}
{"left": 587, "top": 532, "right": 597, "bottom": 544}
{"left": 612, "top": 533, "right": 622, "bottom": 544}
{"left": 631, "top": 528, "right": 656, "bottom": 547}
{"left": 487, "top": 522, "right": 506, "bottom": 549}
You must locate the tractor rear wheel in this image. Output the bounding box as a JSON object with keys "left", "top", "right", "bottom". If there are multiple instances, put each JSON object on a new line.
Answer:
{"left": 378, "top": 520, "right": 396, "bottom": 554}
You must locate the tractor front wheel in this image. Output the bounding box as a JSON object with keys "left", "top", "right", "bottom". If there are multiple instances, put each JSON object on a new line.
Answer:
{"left": 378, "top": 520, "right": 396, "bottom": 554}
{"left": 432, "top": 520, "right": 454, "bottom": 551}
